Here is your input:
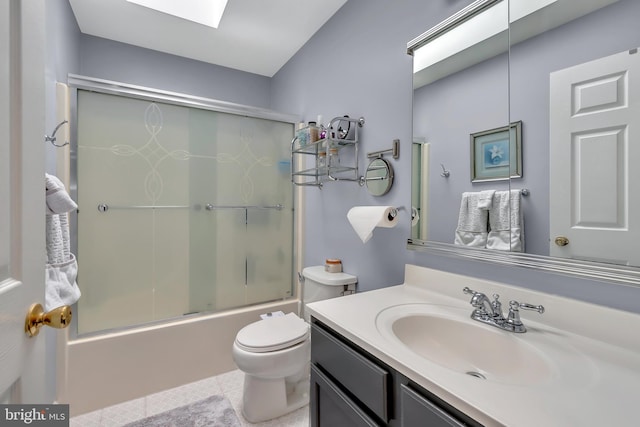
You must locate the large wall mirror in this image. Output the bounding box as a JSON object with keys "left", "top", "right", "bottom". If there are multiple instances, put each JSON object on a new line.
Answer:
{"left": 408, "top": 0, "right": 640, "bottom": 285}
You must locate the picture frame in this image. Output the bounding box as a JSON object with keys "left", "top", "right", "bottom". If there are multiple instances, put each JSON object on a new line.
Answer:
{"left": 470, "top": 121, "right": 522, "bottom": 182}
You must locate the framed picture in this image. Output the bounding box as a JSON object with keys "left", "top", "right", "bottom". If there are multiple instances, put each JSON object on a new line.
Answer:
{"left": 470, "top": 121, "right": 522, "bottom": 182}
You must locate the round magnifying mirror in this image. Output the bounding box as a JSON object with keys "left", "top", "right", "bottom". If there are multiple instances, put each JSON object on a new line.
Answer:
{"left": 365, "top": 158, "right": 394, "bottom": 196}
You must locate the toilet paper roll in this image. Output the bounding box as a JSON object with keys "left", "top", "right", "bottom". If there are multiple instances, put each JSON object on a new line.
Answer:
{"left": 347, "top": 206, "right": 399, "bottom": 243}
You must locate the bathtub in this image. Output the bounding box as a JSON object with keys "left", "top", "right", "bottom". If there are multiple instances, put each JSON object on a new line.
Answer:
{"left": 57, "top": 299, "right": 298, "bottom": 416}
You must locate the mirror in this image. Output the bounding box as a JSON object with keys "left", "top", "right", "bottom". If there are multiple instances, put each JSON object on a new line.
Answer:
{"left": 408, "top": 0, "right": 640, "bottom": 285}
{"left": 364, "top": 158, "right": 394, "bottom": 196}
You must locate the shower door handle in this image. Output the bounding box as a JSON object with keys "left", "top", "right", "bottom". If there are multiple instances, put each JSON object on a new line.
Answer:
{"left": 25, "top": 303, "right": 72, "bottom": 337}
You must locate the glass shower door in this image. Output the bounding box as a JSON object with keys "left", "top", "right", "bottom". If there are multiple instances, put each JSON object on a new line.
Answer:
{"left": 76, "top": 90, "right": 293, "bottom": 335}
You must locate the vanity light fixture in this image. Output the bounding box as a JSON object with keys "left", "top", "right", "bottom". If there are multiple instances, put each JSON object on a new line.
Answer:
{"left": 407, "top": 0, "right": 617, "bottom": 89}
{"left": 126, "top": 0, "right": 229, "bottom": 28}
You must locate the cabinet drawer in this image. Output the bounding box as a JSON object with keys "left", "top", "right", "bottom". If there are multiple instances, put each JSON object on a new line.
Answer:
{"left": 310, "top": 365, "right": 381, "bottom": 427}
{"left": 311, "top": 322, "right": 390, "bottom": 422}
{"left": 401, "top": 384, "right": 469, "bottom": 427}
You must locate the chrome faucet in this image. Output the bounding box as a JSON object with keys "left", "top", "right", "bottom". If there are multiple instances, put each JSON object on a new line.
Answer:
{"left": 463, "top": 287, "right": 544, "bottom": 333}
{"left": 463, "top": 287, "right": 499, "bottom": 318}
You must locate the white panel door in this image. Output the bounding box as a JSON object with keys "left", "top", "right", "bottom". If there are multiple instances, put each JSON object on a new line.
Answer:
{"left": 0, "top": 0, "right": 47, "bottom": 403}
{"left": 550, "top": 48, "right": 640, "bottom": 265}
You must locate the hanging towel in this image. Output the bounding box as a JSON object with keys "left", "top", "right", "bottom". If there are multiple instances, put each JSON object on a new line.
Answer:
{"left": 45, "top": 173, "right": 81, "bottom": 310}
{"left": 46, "top": 214, "right": 66, "bottom": 265}
{"left": 454, "top": 192, "right": 489, "bottom": 247}
{"left": 477, "top": 190, "right": 496, "bottom": 210}
{"left": 486, "top": 189, "right": 525, "bottom": 252}
{"left": 45, "top": 254, "right": 81, "bottom": 311}
{"left": 46, "top": 173, "right": 77, "bottom": 214}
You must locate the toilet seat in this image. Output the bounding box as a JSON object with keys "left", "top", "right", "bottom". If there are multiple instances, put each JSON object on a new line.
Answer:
{"left": 235, "top": 313, "right": 309, "bottom": 353}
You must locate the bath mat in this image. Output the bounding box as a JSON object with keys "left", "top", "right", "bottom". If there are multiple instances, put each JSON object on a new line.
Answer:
{"left": 122, "top": 395, "right": 241, "bottom": 427}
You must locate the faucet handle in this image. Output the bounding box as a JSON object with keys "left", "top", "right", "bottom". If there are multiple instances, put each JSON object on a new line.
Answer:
{"left": 507, "top": 300, "right": 544, "bottom": 333}
{"left": 511, "top": 300, "right": 545, "bottom": 314}
{"left": 491, "top": 294, "right": 502, "bottom": 317}
{"left": 463, "top": 286, "right": 478, "bottom": 296}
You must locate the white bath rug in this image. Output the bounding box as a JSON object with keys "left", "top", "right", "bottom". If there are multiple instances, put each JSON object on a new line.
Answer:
{"left": 122, "top": 395, "right": 241, "bottom": 427}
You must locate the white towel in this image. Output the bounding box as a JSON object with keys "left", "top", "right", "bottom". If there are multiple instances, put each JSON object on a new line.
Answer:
{"left": 46, "top": 214, "right": 66, "bottom": 264}
{"left": 45, "top": 173, "right": 80, "bottom": 309}
{"left": 45, "top": 254, "right": 81, "bottom": 311}
{"left": 46, "top": 173, "right": 77, "bottom": 214}
{"left": 477, "top": 190, "right": 495, "bottom": 210}
{"left": 486, "top": 189, "right": 524, "bottom": 252}
{"left": 454, "top": 192, "right": 489, "bottom": 247}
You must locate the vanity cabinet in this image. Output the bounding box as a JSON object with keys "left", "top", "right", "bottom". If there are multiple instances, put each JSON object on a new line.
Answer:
{"left": 310, "top": 319, "right": 483, "bottom": 427}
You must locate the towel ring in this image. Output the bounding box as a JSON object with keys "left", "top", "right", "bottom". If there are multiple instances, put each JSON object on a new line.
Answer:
{"left": 45, "top": 120, "right": 69, "bottom": 147}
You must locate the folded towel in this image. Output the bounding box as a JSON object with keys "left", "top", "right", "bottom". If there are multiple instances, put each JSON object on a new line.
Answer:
{"left": 477, "top": 190, "right": 496, "bottom": 210}
{"left": 454, "top": 192, "right": 489, "bottom": 247}
{"left": 46, "top": 173, "right": 77, "bottom": 214}
{"left": 45, "top": 254, "right": 81, "bottom": 311}
{"left": 487, "top": 190, "right": 524, "bottom": 252}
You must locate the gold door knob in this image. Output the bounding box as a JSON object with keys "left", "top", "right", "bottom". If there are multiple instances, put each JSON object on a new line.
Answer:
{"left": 554, "top": 236, "right": 570, "bottom": 247}
{"left": 25, "top": 303, "right": 72, "bottom": 337}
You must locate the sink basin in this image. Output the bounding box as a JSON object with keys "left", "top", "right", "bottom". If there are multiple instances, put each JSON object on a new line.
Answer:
{"left": 376, "top": 304, "right": 593, "bottom": 386}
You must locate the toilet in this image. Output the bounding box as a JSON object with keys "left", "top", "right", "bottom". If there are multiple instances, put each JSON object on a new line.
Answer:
{"left": 232, "top": 265, "right": 357, "bottom": 423}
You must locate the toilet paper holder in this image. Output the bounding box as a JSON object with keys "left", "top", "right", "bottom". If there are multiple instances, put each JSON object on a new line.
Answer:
{"left": 387, "top": 206, "right": 405, "bottom": 220}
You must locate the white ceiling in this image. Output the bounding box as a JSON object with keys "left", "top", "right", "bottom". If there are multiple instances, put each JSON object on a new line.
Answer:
{"left": 68, "top": 0, "right": 347, "bottom": 77}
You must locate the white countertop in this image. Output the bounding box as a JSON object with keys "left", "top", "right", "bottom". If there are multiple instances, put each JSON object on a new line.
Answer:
{"left": 305, "top": 264, "right": 640, "bottom": 427}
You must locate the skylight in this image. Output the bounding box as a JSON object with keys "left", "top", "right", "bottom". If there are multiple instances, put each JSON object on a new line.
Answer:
{"left": 126, "top": 0, "right": 229, "bottom": 28}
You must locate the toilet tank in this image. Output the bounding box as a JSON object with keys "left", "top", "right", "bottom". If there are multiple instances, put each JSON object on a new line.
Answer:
{"left": 301, "top": 266, "right": 357, "bottom": 321}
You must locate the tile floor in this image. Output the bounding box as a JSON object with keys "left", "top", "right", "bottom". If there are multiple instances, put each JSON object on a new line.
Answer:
{"left": 69, "top": 369, "right": 309, "bottom": 427}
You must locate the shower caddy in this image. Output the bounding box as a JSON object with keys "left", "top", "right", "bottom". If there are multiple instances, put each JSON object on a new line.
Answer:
{"left": 291, "top": 115, "right": 365, "bottom": 188}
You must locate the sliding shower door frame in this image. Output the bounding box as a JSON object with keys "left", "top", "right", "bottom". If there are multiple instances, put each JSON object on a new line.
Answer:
{"left": 66, "top": 74, "right": 302, "bottom": 338}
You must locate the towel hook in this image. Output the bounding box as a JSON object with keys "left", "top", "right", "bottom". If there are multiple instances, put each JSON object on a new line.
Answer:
{"left": 440, "top": 163, "right": 450, "bottom": 178}
{"left": 45, "top": 120, "right": 69, "bottom": 147}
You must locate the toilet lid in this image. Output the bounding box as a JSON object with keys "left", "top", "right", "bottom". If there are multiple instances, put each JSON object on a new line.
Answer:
{"left": 235, "top": 313, "right": 309, "bottom": 353}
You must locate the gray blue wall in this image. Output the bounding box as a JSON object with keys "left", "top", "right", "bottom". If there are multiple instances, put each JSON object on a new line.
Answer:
{"left": 77, "top": 36, "right": 272, "bottom": 109}
{"left": 271, "top": 0, "right": 476, "bottom": 295}
{"left": 45, "top": 0, "right": 81, "bottom": 173}
{"left": 272, "top": 0, "right": 640, "bottom": 314}
{"left": 47, "top": 0, "right": 640, "bottom": 314}
{"left": 413, "top": 52, "right": 510, "bottom": 248}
